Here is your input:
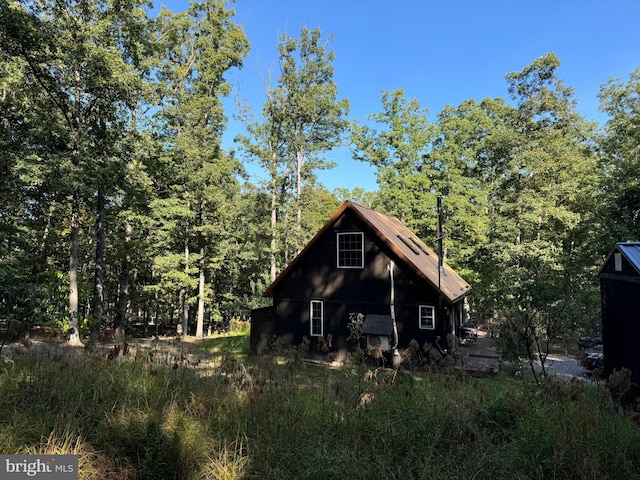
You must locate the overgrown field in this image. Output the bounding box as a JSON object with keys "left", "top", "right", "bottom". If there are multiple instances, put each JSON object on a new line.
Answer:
{"left": 1, "top": 333, "right": 639, "bottom": 480}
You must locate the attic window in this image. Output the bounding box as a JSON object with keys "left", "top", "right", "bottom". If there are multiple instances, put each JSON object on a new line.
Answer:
{"left": 614, "top": 253, "right": 622, "bottom": 272}
{"left": 337, "top": 232, "right": 364, "bottom": 268}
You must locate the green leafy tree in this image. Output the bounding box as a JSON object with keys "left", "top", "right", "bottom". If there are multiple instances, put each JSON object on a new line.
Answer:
{"left": 237, "top": 26, "right": 348, "bottom": 279}
{"left": 487, "top": 53, "right": 600, "bottom": 381}
{"left": 300, "top": 185, "right": 341, "bottom": 242}
{"left": 351, "top": 89, "right": 436, "bottom": 236}
{"left": 1, "top": 0, "right": 151, "bottom": 344}
{"left": 235, "top": 87, "right": 289, "bottom": 282}
{"left": 150, "top": 0, "right": 248, "bottom": 338}
{"left": 427, "top": 98, "right": 513, "bottom": 274}
{"left": 276, "top": 27, "right": 349, "bottom": 251}
{"left": 0, "top": 29, "right": 66, "bottom": 325}
{"left": 333, "top": 187, "right": 377, "bottom": 208}
{"left": 598, "top": 67, "right": 640, "bottom": 241}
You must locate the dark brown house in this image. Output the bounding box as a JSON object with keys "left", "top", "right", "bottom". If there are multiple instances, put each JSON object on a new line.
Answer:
{"left": 250, "top": 201, "right": 471, "bottom": 360}
{"left": 600, "top": 242, "right": 640, "bottom": 382}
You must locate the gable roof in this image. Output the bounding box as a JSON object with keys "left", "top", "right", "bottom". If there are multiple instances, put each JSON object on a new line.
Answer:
{"left": 600, "top": 242, "right": 640, "bottom": 275}
{"left": 263, "top": 200, "right": 471, "bottom": 303}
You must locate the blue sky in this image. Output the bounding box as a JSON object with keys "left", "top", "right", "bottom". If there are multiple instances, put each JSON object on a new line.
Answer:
{"left": 164, "top": 0, "right": 640, "bottom": 192}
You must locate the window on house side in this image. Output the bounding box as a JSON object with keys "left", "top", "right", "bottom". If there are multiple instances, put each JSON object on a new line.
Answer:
{"left": 337, "top": 232, "right": 364, "bottom": 268}
{"left": 310, "top": 300, "right": 324, "bottom": 337}
{"left": 419, "top": 305, "right": 436, "bottom": 330}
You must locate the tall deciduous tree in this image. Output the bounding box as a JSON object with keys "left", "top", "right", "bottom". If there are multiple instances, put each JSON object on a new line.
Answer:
{"left": 235, "top": 85, "right": 289, "bottom": 282}
{"left": 237, "top": 26, "right": 348, "bottom": 280}
{"left": 598, "top": 67, "right": 640, "bottom": 241}
{"left": 0, "top": 16, "right": 69, "bottom": 326}
{"left": 351, "top": 89, "right": 436, "bottom": 236}
{"left": 427, "top": 98, "right": 512, "bottom": 274}
{"left": 1, "top": 0, "right": 151, "bottom": 344}
{"left": 151, "top": 0, "right": 248, "bottom": 338}
{"left": 276, "top": 27, "right": 349, "bottom": 252}
{"left": 487, "top": 53, "right": 600, "bottom": 381}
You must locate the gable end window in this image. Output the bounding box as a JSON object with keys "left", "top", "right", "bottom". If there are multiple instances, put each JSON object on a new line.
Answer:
{"left": 614, "top": 252, "right": 622, "bottom": 272}
{"left": 419, "top": 305, "right": 436, "bottom": 330}
{"left": 337, "top": 232, "right": 364, "bottom": 268}
{"left": 310, "top": 300, "right": 324, "bottom": 337}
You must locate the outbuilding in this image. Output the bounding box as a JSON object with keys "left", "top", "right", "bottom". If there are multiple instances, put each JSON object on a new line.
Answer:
{"left": 600, "top": 242, "right": 640, "bottom": 382}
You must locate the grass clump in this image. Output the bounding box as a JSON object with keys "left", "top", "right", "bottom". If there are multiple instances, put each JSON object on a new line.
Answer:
{"left": 1, "top": 335, "right": 640, "bottom": 479}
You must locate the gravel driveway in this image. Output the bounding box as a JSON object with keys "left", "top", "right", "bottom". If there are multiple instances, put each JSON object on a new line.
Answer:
{"left": 538, "top": 354, "right": 591, "bottom": 380}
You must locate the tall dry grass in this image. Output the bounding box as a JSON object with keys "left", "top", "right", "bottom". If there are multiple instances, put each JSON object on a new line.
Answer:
{"left": 1, "top": 336, "right": 640, "bottom": 479}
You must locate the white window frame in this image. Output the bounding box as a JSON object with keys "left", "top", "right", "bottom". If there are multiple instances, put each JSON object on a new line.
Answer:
{"left": 419, "top": 305, "right": 436, "bottom": 330}
{"left": 310, "top": 300, "right": 324, "bottom": 337}
{"left": 336, "top": 232, "right": 364, "bottom": 269}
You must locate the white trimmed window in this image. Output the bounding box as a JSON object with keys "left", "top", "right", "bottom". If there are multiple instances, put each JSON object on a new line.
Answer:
{"left": 419, "top": 305, "right": 436, "bottom": 330}
{"left": 310, "top": 300, "right": 324, "bottom": 337}
{"left": 337, "top": 232, "right": 364, "bottom": 268}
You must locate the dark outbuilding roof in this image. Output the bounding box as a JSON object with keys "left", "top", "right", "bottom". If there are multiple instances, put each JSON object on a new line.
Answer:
{"left": 263, "top": 201, "right": 471, "bottom": 303}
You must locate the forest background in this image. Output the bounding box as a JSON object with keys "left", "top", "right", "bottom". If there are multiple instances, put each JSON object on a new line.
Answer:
{"left": 1, "top": 0, "right": 639, "bottom": 353}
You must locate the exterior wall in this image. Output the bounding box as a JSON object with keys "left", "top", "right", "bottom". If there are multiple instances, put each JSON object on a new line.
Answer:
{"left": 267, "top": 211, "right": 457, "bottom": 357}
{"left": 601, "top": 254, "right": 640, "bottom": 382}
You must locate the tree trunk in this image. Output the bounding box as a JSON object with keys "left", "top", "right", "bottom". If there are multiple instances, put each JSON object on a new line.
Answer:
{"left": 295, "top": 149, "right": 303, "bottom": 254}
{"left": 181, "top": 229, "right": 190, "bottom": 337}
{"left": 114, "top": 220, "right": 132, "bottom": 339}
{"left": 90, "top": 180, "right": 106, "bottom": 340}
{"left": 68, "top": 188, "right": 83, "bottom": 346}
{"left": 270, "top": 158, "right": 278, "bottom": 282}
{"left": 34, "top": 204, "right": 54, "bottom": 273}
{"left": 196, "top": 247, "right": 205, "bottom": 339}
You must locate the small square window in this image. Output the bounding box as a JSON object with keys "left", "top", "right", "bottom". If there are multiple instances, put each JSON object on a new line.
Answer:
{"left": 419, "top": 305, "right": 435, "bottom": 330}
{"left": 337, "top": 232, "right": 364, "bottom": 268}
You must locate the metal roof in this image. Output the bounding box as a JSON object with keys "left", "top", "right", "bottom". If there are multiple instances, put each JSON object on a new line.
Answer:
{"left": 263, "top": 201, "right": 471, "bottom": 303}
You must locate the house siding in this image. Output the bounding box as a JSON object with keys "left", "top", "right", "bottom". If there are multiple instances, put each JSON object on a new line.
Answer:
{"left": 266, "top": 211, "right": 454, "bottom": 355}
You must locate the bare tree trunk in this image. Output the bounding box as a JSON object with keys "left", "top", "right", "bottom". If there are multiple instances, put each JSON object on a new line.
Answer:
{"left": 196, "top": 248, "right": 205, "bottom": 339}
{"left": 295, "top": 149, "right": 303, "bottom": 254}
{"left": 270, "top": 158, "right": 278, "bottom": 282}
{"left": 68, "top": 188, "right": 83, "bottom": 346}
{"left": 90, "top": 180, "right": 106, "bottom": 340}
{"left": 114, "top": 220, "right": 132, "bottom": 339}
{"left": 35, "top": 204, "right": 54, "bottom": 271}
{"left": 181, "top": 229, "right": 190, "bottom": 338}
